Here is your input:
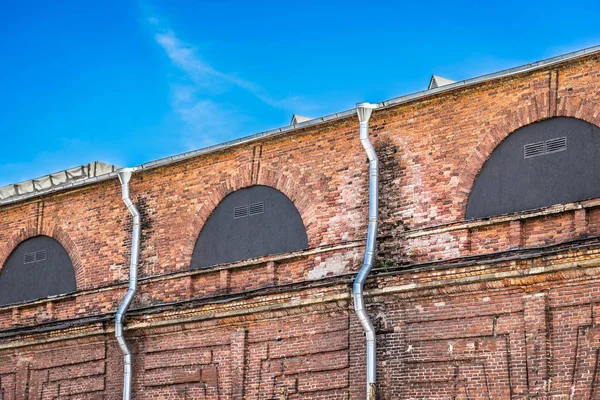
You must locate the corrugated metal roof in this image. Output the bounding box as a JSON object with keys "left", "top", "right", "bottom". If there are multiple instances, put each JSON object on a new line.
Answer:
{"left": 1, "top": 44, "right": 599, "bottom": 208}
{"left": 0, "top": 162, "right": 119, "bottom": 202}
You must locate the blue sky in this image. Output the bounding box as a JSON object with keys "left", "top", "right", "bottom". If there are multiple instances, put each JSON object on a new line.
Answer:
{"left": 0, "top": 1, "right": 598, "bottom": 186}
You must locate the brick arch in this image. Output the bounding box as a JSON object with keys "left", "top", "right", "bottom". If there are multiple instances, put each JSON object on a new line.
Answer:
{"left": 457, "top": 95, "right": 600, "bottom": 218}
{"left": 0, "top": 222, "right": 86, "bottom": 290}
{"left": 184, "top": 165, "right": 317, "bottom": 267}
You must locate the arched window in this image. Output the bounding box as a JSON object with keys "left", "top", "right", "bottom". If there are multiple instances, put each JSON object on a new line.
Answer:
{"left": 0, "top": 236, "right": 77, "bottom": 306}
{"left": 466, "top": 117, "right": 600, "bottom": 219}
{"left": 191, "top": 185, "right": 308, "bottom": 269}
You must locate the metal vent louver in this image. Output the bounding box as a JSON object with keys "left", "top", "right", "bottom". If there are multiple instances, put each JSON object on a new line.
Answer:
{"left": 249, "top": 202, "right": 264, "bottom": 216}
{"left": 524, "top": 141, "right": 545, "bottom": 158}
{"left": 24, "top": 252, "right": 35, "bottom": 264}
{"left": 234, "top": 202, "right": 265, "bottom": 219}
{"left": 36, "top": 250, "right": 47, "bottom": 262}
{"left": 524, "top": 137, "right": 567, "bottom": 158}
{"left": 546, "top": 137, "right": 567, "bottom": 154}
{"left": 23, "top": 250, "right": 46, "bottom": 264}
{"left": 234, "top": 205, "right": 249, "bottom": 219}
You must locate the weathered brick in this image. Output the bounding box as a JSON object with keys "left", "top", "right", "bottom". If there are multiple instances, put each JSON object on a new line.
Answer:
{"left": 0, "top": 51, "right": 598, "bottom": 399}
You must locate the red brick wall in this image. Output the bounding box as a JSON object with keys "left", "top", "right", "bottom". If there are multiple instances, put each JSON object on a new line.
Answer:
{"left": 369, "top": 245, "right": 600, "bottom": 399}
{"left": 0, "top": 53, "right": 598, "bottom": 398}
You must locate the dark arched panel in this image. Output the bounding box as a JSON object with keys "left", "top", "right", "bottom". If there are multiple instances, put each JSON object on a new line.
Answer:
{"left": 192, "top": 185, "right": 308, "bottom": 269}
{"left": 0, "top": 236, "right": 77, "bottom": 306}
{"left": 466, "top": 117, "right": 600, "bottom": 219}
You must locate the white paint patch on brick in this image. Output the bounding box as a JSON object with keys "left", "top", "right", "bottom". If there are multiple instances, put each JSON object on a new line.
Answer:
{"left": 308, "top": 250, "right": 359, "bottom": 280}
{"left": 408, "top": 231, "right": 462, "bottom": 259}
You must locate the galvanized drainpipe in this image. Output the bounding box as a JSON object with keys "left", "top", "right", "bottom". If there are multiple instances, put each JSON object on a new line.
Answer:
{"left": 354, "top": 102, "right": 379, "bottom": 400}
{"left": 115, "top": 167, "right": 141, "bottom": 400}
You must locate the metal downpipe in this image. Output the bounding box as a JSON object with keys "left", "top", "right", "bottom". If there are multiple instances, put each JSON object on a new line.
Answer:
{"left": 116, "top": 168, "right": 141, "bottom": 400}
{"left": 353, "top": 102, "right": 379, "bottom": 400}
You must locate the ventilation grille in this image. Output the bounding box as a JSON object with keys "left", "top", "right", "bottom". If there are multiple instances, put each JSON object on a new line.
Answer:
{"left": 546, "top": 137, "right": 567, "bottom": 154}
{"left": 524, "top": 137, "right": 567, "bottom": 158}
{"left": 524, "top": 141, "right": 545, "bottom": 158}
{"left": 249, "top": 202, "right": 264, "bottom": 216}
{"left": 234, "top": 205, "right": 249, "bottom": 219}
{"left": 23, "top": 253, "right": 35, "bottom": 264}
{"left": 24, "top": 250, "right": 47, "bottom": 264}
{"left": 234, "top": 202, "right": 264, "bottom": 219}
{"left": 36, "top": 250, "right": 47, "bottom": 262}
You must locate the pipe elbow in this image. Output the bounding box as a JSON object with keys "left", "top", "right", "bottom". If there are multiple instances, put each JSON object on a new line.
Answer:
{"left": 365, "top": 331, "right": 376, "bottom": 342}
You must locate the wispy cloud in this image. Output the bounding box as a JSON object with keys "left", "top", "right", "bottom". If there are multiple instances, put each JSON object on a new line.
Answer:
{"left": 147, "top": 16, "right": 312, "bottom": 149}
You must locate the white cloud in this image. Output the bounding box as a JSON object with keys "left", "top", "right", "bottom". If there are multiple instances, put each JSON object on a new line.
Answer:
{"left": 154, "top": 29, "right": 311, "bottom": 109}
{"left": 149, "top": 21, "right": 314, "bottom": 149}
{"left": 174, "top": 97, "right": 248, "bottom": 149}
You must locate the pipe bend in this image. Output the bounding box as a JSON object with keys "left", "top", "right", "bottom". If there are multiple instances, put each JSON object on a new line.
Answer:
{"left": 115, "top": 168, "right": 141, "bottom": 400}
{"left": 353, "top": 102, "right": 379, "bottom": 400}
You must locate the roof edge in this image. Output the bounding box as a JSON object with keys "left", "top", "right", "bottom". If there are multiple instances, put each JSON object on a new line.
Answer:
{"left": 1, "top": 44, "right": 599, "bottom": 208}
{"left": 380, "top": 45, "right": 600, "bottom": 108}
{"left": 137, "top": 44, "right": 600, "bottom": 173}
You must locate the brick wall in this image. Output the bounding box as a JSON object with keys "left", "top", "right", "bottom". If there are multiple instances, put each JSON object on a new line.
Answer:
{"left": 0, "top": 52, "right": 598, "bottom": 398}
